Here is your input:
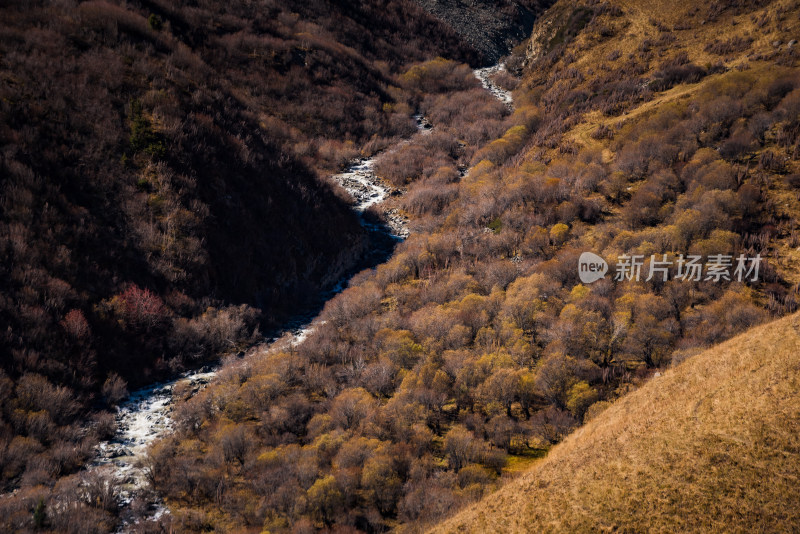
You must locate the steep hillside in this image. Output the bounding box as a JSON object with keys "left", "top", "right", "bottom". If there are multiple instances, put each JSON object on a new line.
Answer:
{"left": 4, "top": 0, "right": 800, "bottom": 531}
{"left": 432, "top": 311, "right": 800, "bottom": 532}
{"left": 0, "top": 0, "right": 484, "bottom": 519}
{"left": 141, "top": 0, "right": 800, "bottom": 532}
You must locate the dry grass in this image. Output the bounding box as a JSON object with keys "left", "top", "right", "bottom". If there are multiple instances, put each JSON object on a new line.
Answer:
{"left": 431, "top": 312, "right": 800, "bottom": 533}
{"left": 566, "top": 78, "right": 703, "bottom": 153}
{"left": 582, "top": 0, "right": 795, "bottom": 67}
{"left": 531, "top": 0, "right": 800, "bottom": 161}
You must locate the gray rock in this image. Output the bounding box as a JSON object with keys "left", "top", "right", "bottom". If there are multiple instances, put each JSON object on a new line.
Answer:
{"left": 412, "top": 0, "right": 553, "bottom": 64}
{"left": 108, "top": 446, "right": 133, "bottom": 458}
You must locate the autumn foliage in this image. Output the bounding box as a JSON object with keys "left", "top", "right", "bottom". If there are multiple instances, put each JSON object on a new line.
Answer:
{"left": 3, "top": 0, "right": 800, "bottom": 532}
{"left": 0, "top": 0, "right": 479, "bottom": 529}
{"left": 147, "top": 2, "right": 800, "bottom": 530}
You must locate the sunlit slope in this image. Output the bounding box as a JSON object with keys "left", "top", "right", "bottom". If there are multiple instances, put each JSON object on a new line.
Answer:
{"left": 431, "top": 312, "right": 800, "bottom": 533}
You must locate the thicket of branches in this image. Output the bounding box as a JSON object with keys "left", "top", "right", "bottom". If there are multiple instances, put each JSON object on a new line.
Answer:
{"left": 0, "top": 0, "right": 478, "bottom": 529}
{"left": 151, "top": 30, "right": 800, "bottom": 532}
{"left": 3, "top": 0, "right": 800, "bottom": 532}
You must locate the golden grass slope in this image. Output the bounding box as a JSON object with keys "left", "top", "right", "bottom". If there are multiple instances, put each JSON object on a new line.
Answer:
{"left": 431, "top": 312, "right": 800, "bottom": 533}
{"left": 522, "top": 0, "right": 800, "bottom": 156}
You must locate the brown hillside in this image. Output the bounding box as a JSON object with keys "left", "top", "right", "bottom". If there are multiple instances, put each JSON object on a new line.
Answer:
{"left": 431, "top": 312, "right": 800, "bottom": 533}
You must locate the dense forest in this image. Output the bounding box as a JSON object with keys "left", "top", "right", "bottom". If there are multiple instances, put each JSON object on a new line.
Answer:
{"left": 145, "top": 0, "right": 799, "bottom": 532}
{"left": 2, "top": 0, "right": 800, "bottom": 532}
{"left": 0, "top": 0, "right": 495, "bottom": 529}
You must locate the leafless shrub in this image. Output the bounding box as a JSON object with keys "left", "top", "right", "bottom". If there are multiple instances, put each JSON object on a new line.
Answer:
{"left": 705, "top": 36, "right": 754, "bottom": 55}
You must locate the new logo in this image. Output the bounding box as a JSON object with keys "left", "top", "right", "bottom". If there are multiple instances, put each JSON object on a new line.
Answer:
{"left": 578, "top": 252, "right": 608, "bottom": 284}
